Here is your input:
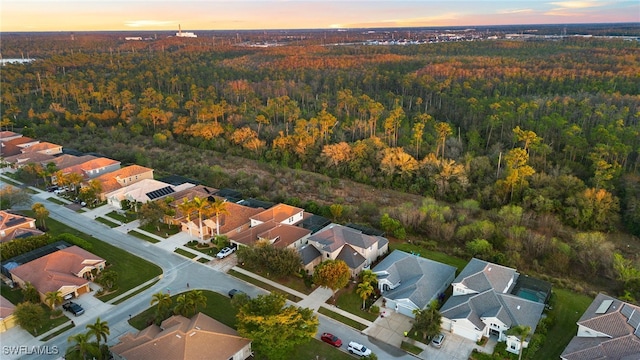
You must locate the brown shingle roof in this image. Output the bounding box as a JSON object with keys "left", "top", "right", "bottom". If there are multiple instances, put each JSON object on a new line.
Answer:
{"left": 9, "top": 246, "right": 105, "bottom": 295}
{"left": 110, "top": 313, "right": 251, "bottom": 360}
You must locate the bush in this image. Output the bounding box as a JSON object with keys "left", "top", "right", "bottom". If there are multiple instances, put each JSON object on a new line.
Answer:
{"left": 370, "top": 305, "right": 380, "bottom": 315}
{"left": 55, "top": 233, "right": 92, "bottom": 251}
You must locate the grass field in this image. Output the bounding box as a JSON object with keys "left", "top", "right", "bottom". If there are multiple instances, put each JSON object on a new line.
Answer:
{"left": 128, "top": 230, "right": 160, "bottom": 243}
{"left": 317, "top": 307, "right": 368, "bottom": 331}
{"left": 106, "top": 211, "right": 137, "bottom": 223}
{"left": 391, "top": 242, "right": 469, "bottom": 272}
{"left": 95, "top": 216, "right": 119, "bottom": 228}
{"left": 334, "top": 285, "right": 380, "bottom": 322}
{"left": 174, "top": 248, "right": 197, "bottom": 259}
{"left": 228, "top": 269, "right": 303, "bottom": 302}
{"left": 536, "top": 288, "right": 593, "bottom": 359}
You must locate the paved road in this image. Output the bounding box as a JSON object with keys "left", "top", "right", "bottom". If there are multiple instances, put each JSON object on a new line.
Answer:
{"left": 5, "top": 185, "right": 416, "bottom": 360}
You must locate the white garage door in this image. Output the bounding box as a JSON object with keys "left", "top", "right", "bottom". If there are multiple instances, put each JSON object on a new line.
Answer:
{"left": 452, "top": 323, "right": 481, "bottom": 341}
{"left": 396, "top": 304, "right": 415, "bottom": 318}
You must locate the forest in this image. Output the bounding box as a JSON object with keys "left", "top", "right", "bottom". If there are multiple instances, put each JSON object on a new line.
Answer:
{"left": 1, "top": 32, "right": 639, "bottom": 302}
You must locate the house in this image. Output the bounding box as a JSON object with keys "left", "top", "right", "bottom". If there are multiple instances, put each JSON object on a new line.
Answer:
{"left": 250, "top": 203, "right": 304, "bottom": 227}
{"left": 304, "top": 223, "right": 389, "bottom": 277}
{"left": 0, "top": 210, "right": 43, "bottom": 243}
{"left": 229, "top": 220, "right": 311, "bottom": 250}
{"left": 201, "top": 202, "right": 264, "bottom": 239}
{"left": 0, "top": 131, "right": 23, "bottom": 142}
{"left": 104, "top": 179, "right": 194, "bottom": 209}
{"left": 93, "top": 164, "right": 155, "bottom": 199}
{"left": 49, "top": 154, "right": 98, "bottom": 172}
{"left": 0, "top": 295, "right": 17, "bottom": 333}
{"left": 19, "top": 141, "right": 63, "bottom": 156}
{"left": 110, "top": 313, "right": 252, "bottom": 360}
{"left": 560, "top": 293, "right": 640, "bottom": 360}
{"left": 372, "top": 250, "right": 456, "bottom": 318}
{"left": 59, "top": 157, "right": 121, "bottom": 180}
{"left": 2, "top": 152, "right": 56, "bottom": 170}
{"left": 440, "top": 258, "right": 548, "bottom": 355}
{"left": 9, "top": 245, "right": 106, "bottom": 302}
{"left": 0, "top": 136, "right": 39, "bottom": 157}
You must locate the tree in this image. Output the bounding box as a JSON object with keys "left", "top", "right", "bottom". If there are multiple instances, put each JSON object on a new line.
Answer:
{"left": 185, "top": 290, "right": 207, "bottom": 315}
{"left": 86, "top": 317, "right": 110, "bottom": 349}
{"left": 96, "top": 270, "right": 118, "bottom": 290}
{"left": 360, "top": 269, "right": 378, "bottom": 286}
{"left": 435, "top": 122, "right": 453, "bottom": 159}
{"left": 209, "top": 198, "right": 229, "bottom": 236}
{"left": 236, "top": 293, "right": 318, "bottom": 359}
{"left": 502, "top": 147, "right": 535, "bottom": 202}
{"left": 14, "top": 302, "right": 45, "bottom": 335}
{"left": 150, "top": 292, "right": 172, "bottom": 324}
{"left": 412, "top": 300, "right": 442, "bottom": 341}
{"left": 356, "top": 281, "right": 374, "bottom": 310}
{"left": 178, "top": 198, "right": 196, "bottom": 237}
{"left": 506, "top": 325, "right": 531, "bottom": 360}
{"left": 66, "top": 331, "right": 100, "bottom": 360}
{"left": 191, "top": 196, "right": 213, "bottom": 242}
{"left": 138, "top": 200, "right": 165, "bottom": 230}
{"left": 0, "top": 185, "right": 30, "bottom": 209}
{"left": 312, "top": 259, "right": 350, "bottom": 302}
{"left": 32, "top": 202, "right": 49, "bottom": 230}
{"left": 329, "top": 203, "right": 344, "bottom": 221}
{"left": 22, "top": 282, "right": 40, "bottom": 303}
{"left": 44, "top": 290, "right": 63, "bottom": 310}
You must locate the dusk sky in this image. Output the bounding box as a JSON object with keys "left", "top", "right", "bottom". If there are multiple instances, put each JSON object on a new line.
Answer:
{"left": 1, "top": 0, "right": 638, "bottom": 32}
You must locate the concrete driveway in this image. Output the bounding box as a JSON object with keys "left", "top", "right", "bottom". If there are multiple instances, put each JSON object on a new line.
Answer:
{"left": 419, "top": 331, "right": 496, "bottom": 360}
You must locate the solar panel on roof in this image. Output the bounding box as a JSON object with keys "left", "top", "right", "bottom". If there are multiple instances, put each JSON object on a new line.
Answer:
{"left": 628, "top": 309, "right": 640, "bottom": 329}
{"left": 146, "top": 186, "right": 175, "bottom": 200}
{"left": 595, "top": 299, "right": 614, "bottom": 314}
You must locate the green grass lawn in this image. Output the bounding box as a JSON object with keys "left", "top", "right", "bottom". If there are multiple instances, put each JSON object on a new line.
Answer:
{"left": 197, "top": 257, "right": 210, "bottom": 263}
{"left": 129, "top": 290, "right": 355, "bottom": 360}
{"left": 401, "top": 340, "right": 423, "bottom": 355}
{"left": 334, "top": 284, "right": 380, "bottom": 322}
{"left": 0, "top": 283, "right": 24, "bottom": 304}
{"left": 95, "top": 216, "right": 119, "bottom": 228}
{"left": 46, "top": 197, "right": 65, "bottom": 205}
{"left": 112, "top": 279, "right": 160, "bottom": 305}
{"left": 35, "top": 215, "right": 162, "bottom": 302}
{"left": 139, "top": 222, "right": 181, "bottom": 238}
{"left": 0, "top": 284, "right": 70, "bottom": 337}
{"left": 128, "top": 230, "right": 160, "bottom": 243}
{"left": 236, "top": 264, "right": 314, "bottom": 295}
{"left": 317, "top": 307, "right": 368, "bottom": 331}
{"left": 174, "top": 248, "right": 197, "bottom": 259}
{"left": 185, "top": 242, "right": 219, "bottom": 257}
{"left": 228, "top": 269, "right": 303, "bottom": 302}
{"left": 391, "top": 242, "right": 469, "bottom": 272}
{"left": 536, "top": 288, "right": 593, "bottom": 359}
{"left": 106, "top": 211, "right": 137, "bottom": 223}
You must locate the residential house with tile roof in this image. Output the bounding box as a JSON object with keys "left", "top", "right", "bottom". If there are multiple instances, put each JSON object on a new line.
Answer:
{"left": 305, "top": 223, "right": 389, "bottom": 277}
{"left": 0, "top": 295, "right": 17, "bottom": 333}
{"left": 561, "top": 293, "right": 640, "bottom": 360}
{"left": 440, "top": 258, "right": 547, "bottom": 355}
{"left": 110, "top": 313, "right": 252, "bottom": 360}
{"left": 0, "top": 136, "right": 39, "bottom": 157}
{"left": 250, "top": 203, "right": 304, "bottom": 227}
{"left": 229, "top": 220, "right": 312, "bottom": 250}
{"left": 105, "top": 179, "right": 194, "bottom": 209}
{"left": 2, "top": 151, "right": 56, "bottom": 170}
{"left": 9, "top": 245, "right": 106, "bottom": 302}
{"left": 0, "top": 131, "right": 23, "bottom": 142}
{"left": 0, "top": 210, "right": 43, "bottom": 243}
{"left": 59, "top": 157, "right": 121, "bottom": 180}
{"left": 372, "top": 250, "right": 456, "bottom": 318}
{"left": 92, "top": 165, "right": 154, "bottom": 200}
{"left": 19, "top": 141, "right": 63, "bottom": 156}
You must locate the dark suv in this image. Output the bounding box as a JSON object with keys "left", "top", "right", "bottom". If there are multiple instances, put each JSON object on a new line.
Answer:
{"left": 63, "top": 302, "right": 85, "bottom": 316}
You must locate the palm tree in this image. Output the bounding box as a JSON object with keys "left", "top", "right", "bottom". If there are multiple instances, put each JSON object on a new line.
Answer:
{"left": 356, "top": 282, "right": 374, "bottom": 310}
{"left": 66, "top": 172, "right": 84, "bottom": 195}
{"left": 173, "top": 294, "right": 192, "bottom": 317}
{"left": 86, "top": 317, "right": 110, "bottom": 349}
{"left": 178, "top": 198, "right": 195, "bottom": 237}
{"left": 186, "top": 290, "right": 207, "bottom": 315}
{"left": 66, "top": 331, "right": 100, "bottom": 360}
{"left": 150, "top": 292, "right": 172, "bottom": 322}
{"left": 360, "top": 269, "right": 378, "bottom": 286}
{"left": 506, "top": 325, "right": 532, "bottom": 360}
{"left": 191, "top": 196, "right": 213, "bottom": 241}
{"left": 44, "top": 290, "right": 63, "bottom": 310}
{"left": 209, "top": 198, "right": 229, "bottom": 236}
{"left": 32, "top": 202, "right": 49, "bottom": 230}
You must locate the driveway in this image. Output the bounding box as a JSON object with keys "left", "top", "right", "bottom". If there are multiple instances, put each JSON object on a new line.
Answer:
{"left": 419, "top": 331, "right": 496, "bottom": 360}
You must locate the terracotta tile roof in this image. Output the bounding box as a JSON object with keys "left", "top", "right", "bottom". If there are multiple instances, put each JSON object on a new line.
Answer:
{"left": 0, "top": 295, "right": 16, "bottom": 319}
{"left": 110, "top": 313, "right": 251, "bottom": 360}
{"left": 112, "top": 164, "right": 153, "bottom": 180}
{"left": 93, "top": 165, "right": 154, "bottom": 194}
{"left": 2, "top": 151, "right": 56, "bottom": 165}
{"left": 0, "top": 131, "right": 22, "bottom": 141}
{"left": 20, "top": 142, "right": 62, "bottom": 154}
{"left": 251, "top": 203, "right": 304, "bottom": 223}
{"left": 230, "top": 220, "right": 310, "bottom": 248}
{"left": 0, "top": 137, "right": 38, "bottom": 157}
{"left": 3, "top": 227, "right": 45, "bottom": 242}
{"left": 61, "top": 157, "right": 120, "bottom": 177}
{"left": 202, "top": 202, "right": 263, "bottom": 235}
{"left": 562, "top": 293, "right": 640, "bottom": 360}
{"left": 50, "top": 155, "right": 98, "bottom": 170}
{"left": 0, "top": 210, "right": 37, "bottom": 242}
{"left": 9, "top": 246, "right": 105, "bottom": 295}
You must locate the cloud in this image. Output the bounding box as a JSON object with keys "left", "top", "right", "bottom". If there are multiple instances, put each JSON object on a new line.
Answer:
{"left": 498, "top": 9, "right": 535, "bottom": 14}
{"left": 124, "top": 20, "right": 175, "bottom": 28}
{"left": 548, "top": 1, "right": 606, "bottom": 9}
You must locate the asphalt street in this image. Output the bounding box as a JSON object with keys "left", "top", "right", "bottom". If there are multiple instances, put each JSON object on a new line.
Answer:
{"left": 6, "top": 188, "right": 416, "bottom": 360}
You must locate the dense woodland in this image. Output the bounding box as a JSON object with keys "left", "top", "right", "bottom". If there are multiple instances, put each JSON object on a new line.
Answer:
{"left": 1, "top": 32, "right": 639, "bottom": 302}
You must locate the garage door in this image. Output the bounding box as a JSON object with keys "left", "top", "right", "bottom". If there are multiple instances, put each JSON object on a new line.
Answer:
{"left": 396, "top": 304, "right": 415, "bottom": 318}
{"left": 452, "top": 323, "right": 481, "bottom": 341}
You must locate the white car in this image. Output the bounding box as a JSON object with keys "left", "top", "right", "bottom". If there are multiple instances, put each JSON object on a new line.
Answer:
{"left": 347, "top": 341, "right": 372, "bottom": 357}
{"left": 216, "top": 247, "right": 235, "bottom": 259}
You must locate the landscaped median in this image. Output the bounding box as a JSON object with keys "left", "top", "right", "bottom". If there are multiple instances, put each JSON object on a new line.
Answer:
{"left": 174, "top": 247, "right": 198, "bottom": 259}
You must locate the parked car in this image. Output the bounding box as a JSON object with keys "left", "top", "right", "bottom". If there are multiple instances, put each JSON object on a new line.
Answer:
{"left": 62, "top": 302, "right": 85, "bottom": 316}
{"left": 320, "top": 332, "right": 342, "bottom": 347}
{"left": 228, "top": 289, "right": 247, "bottom": 298}
{"left": 347, "top": 341, "right": 371, "bottom": 356}
{"left": 431, "top": 333, "right": 445, "bottom": 348}
{"left": 47, "top": 186, "right": 59, "bottom": 192}
{"left": 216, "top": 246, "right": 236, "bottom": 259}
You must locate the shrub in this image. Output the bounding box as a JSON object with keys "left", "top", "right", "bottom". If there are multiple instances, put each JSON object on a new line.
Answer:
{"left": 370, "top": 305, "right": 380, "bottom": 315}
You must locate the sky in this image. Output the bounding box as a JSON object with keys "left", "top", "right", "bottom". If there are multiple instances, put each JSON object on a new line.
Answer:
{"left": 1, "top": 0, "right": 638, "bottom": 32}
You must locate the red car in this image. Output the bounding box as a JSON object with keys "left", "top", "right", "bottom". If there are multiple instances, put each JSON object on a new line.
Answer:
{"left": 321, "top": 332, "right": 342, "bottom": 347}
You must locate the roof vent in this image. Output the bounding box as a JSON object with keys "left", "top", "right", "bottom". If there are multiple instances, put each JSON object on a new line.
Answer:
{"left": 176, "top": 334, "right": 182, "bottom": 338}
{"left": 517, "top": 305, "right": 521, "bottom": 310}
{"left": 195, "top": 326, "right": 201, "bottom": 330}
{"left": 189, "top": 332, "right": 196, "bottom": 337}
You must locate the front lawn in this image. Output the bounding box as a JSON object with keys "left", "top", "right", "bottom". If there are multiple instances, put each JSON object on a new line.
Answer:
{"left": 29, "top": 214, "right": 163, "bottom": 302}
{"left": 237, "top": 263, "right": 314, "bottom": 295}
{"left": 174, "top": 248, "right": 197, "bottom": 259}
{"left": 228, "top": 269, "right": 303, "bottom": 302}
{"left": 0, "top": 283, "right": 24, "bottom": 304}
{"left": 95, "top": 216, "right": 119, "bottom": 228}
{"left": 106, "top": 211, "right": 137, "bottom": 223}
{"left": 334, "top": 283, "right": 380, "bottom": 322}
{"left": 128, "top": 230, "right": 160, "bottom": 243}
{"left": 139, "top": 222, "right": 180, "bottom": 238}
{"left": 317, "top": 307, "right": 368, "bottom": 331}
{"left": 185, "top": 241, "right": 219, "bottom": 257}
